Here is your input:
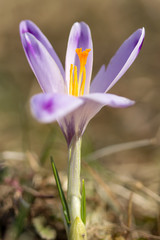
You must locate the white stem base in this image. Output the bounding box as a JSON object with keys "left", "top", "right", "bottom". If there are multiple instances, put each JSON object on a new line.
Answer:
{"left": 67, "top": 137, "right": 81, "bottom": 222}
{"left": 70, "top": 195, "right": 81, "bottom": 221}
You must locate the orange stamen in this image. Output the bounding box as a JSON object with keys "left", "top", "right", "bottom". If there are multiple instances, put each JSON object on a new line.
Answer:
{"left": 76, "top": 48, "right": 91, "bottom": 69}
{"left": 80, "top": 67, "right": 86, "bottom": 96}
{"left": 69, "top": 48, "right": 91, "bottom": 97}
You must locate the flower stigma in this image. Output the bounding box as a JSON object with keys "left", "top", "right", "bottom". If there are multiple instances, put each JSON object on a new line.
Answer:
{"left": 69, "top": 48, "right": 91, "bottom": 97}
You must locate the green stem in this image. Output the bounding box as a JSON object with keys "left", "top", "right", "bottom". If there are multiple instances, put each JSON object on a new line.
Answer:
{"left": 67, "top": 137, "right": 87, "bottom": 240}
{"left": 67, "top": 137, "right": 82, "bottom": 222}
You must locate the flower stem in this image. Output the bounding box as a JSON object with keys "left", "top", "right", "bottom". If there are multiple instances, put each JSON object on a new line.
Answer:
{"left": 67, "top": 137, "right": 82, "bottom": 222}
{"left": 67, "top": 137, "right": 87, "bottom": 240}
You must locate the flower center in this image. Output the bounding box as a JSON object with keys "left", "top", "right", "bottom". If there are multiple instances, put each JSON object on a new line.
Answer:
{"left": 69, "top": 48, "right": 91, "bottom": 97}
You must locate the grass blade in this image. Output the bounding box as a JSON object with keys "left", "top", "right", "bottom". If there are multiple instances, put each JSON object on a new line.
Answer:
{"left": 81, "top": 179, "right": 86, "bottom": 224}
{"left": 50, "top": 156, "right": 70, "bottom": 226}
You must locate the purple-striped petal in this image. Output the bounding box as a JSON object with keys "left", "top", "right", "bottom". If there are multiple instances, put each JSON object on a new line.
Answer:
{"left": 19, "top": 20, "right": 64, "bottom": 77}
{"left": 21, "top": 33, "right": 65, "bottom": 93}
{"left": 90, "top": 28, "right": 145, "bottom": 93}
{"left": 59, "top": 93, "right": 134, "bottom": 145}
{"left": 65, "top": 22, "right": 93, "bottom": 94}
{"left": 31, "top": 93, "right": 83, "bottom": 123}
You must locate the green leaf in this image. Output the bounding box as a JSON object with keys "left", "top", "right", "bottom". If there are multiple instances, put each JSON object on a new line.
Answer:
{"left": 14, "top": 199, "right": 30, "bottom": 238}
{"left": 81, "top": 179, "right": 86, "bottom": 224}
{"left": 50, "top": 156, "right": 70, "bottom": 226}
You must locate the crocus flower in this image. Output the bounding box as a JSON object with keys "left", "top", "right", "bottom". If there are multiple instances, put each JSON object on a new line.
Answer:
{"left": 19, "top": 20, "right": 145, "bottom": 145}
{"left": 20, "top": 21, "right": 145, "bottom": 240}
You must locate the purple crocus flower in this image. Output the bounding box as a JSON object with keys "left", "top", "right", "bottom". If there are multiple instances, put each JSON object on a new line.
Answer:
{"left": 19, "top": 20, "right": 145, "bottom": 145}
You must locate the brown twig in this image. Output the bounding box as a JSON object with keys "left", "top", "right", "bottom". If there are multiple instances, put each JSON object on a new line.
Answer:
{"left": 157, "top": 172, "right": 160, "bottom": 235}
{"left": 125, "top": 192, "right": 134, "bottom": 240}
{"left": 85, "top": 137, "right": 156, "bottom": 162}
{"left": 110, "top": 183, "right": 157, "bottom": 216}
{"left": 21, "top": 185, "right": 55, "bottom": 198}
{"left": 120, "top": 220, "right": 160, "bottom": 240}
{"left": 4, "top": 179, "right": 55, "bottom": 199}
{"left": 135, "top": 181, "right": 160, "bottom": 203}
{"left": 127, "top": 192, "right": 133, "bottom": 229}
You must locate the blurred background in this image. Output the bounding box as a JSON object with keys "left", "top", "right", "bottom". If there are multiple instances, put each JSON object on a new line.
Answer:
{"left": 0, "top": 0, "right": 160, "bottom": 168}
{"left": 0, "top": 0, "right": 160, "bottom": 239}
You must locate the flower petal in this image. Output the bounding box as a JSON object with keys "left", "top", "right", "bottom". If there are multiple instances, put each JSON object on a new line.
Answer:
{"left": 19, "top": 20, "right": 64, "bottom": 77}
{"left": 90, "top": 28, "right": 145, "bottom": 93}
{"left": 59, "top": 93, "right": 134, "bottom": 145}
{"left": 83, "top": 93, "right": 135, "bottom": 108}
{"left": 21, "top": 32, "right": 65, "bottom": 93}
{"left": 31, "top": 93, "right": 83, "bottom": 123}
{"left": 65, "top": 22, "right": 93, "bottom": 94}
